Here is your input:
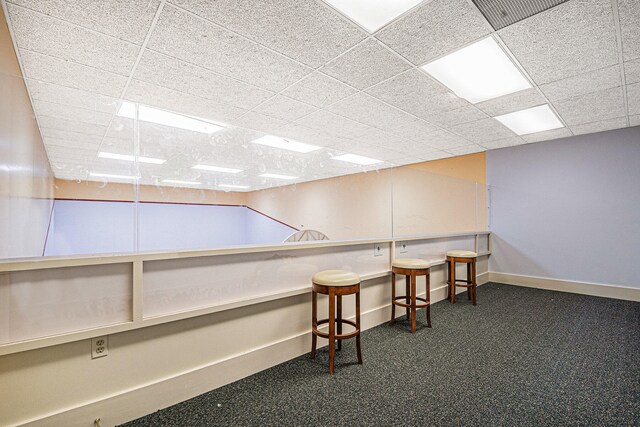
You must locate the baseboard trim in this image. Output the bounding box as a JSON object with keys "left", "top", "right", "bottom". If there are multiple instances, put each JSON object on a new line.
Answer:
{"left": 488, "top": 272, "right": 640, "bottom": 302}
{"left": 20, "top": 271, "right": 490, "bottom": 427}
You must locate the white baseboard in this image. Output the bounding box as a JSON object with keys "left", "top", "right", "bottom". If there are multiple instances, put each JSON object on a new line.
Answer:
{"left": 488, "top": 272, "right": 640, "bottom": 302}
{"left": 20, "top": 272, "right": 490, "bottom": 427}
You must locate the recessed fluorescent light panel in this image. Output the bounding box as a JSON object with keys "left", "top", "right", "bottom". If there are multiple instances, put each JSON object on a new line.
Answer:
{"left": 161, "top": 179, "right": 201, "bottom": 186}
{"left": 323, "top": 0, "right": 423, "bottom": 33}
{"left": 98, "top": 152, "right": 166, "bottom": 165}
{"left": 422, "top": 37, "right": 532, "bottom": 103}
{"left": 218, "top": 184, "right": 250, "bottom": 189}
{"left": 89, "top": 172, "right": 139, "bottom": 180}
{"left": 494, "top": 104, "right": 564, "bottom": 135}
{"left": 260, "top": 173, "right": 298, "bottom": 180}
{"left": 332, "top": 153, "right": 383, "bottom": 165}
{"left": 251, "top": 135, "right": 321, "bottom": 153}
{"left": 192, "top": 164, "right": 243, "bottom": 174}
{"left": 117, "top": 102, "right": 224, "bottom": 134}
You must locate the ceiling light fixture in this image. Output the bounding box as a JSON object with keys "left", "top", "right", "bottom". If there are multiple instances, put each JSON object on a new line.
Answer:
{"left": 98, "top": 151, "right": 166, "bottom": 165}
{"left": 332, "top": 153, "right": 383, "bottom": 165}
{"left": 89, "top": 172, "right": 139, "bottom": 180}
{"left": 494, "top": 104, "right": 564, "bottom": 135}
{"left": 251, "top": 135, "right": 321, "bottom": 153}
{"left": 117, "top": 101, "right": 224, "bottom": 134}
{"left": 260, "top": 173, "right": 298, "bottom": 180}
{"left": 323, "top": 0, "right": 423, "bottom": 33}
{"left": 218, "top": 184, "right": 250, "bottom": 189}
{"left": 192, "top": 164, "right": 243, "bottom": 174}
{"left": 161, "top": 179, "right": 201, "bottom": 186}
{"left": 421, "top": 37, "right": 532, "bottom": 103}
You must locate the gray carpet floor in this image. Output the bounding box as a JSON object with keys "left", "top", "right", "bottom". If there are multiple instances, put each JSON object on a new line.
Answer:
{"left": 121, "top": 283, "right": 640, "bottom": 426}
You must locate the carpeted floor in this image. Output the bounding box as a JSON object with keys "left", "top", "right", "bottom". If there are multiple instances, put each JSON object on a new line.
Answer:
{"left": 121, "top": 283, "right": 640, "bottom": 426}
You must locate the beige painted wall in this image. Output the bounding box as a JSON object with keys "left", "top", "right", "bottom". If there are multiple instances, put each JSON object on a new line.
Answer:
{"left": 0, "top": 6, "right": 53, "bottom": 258}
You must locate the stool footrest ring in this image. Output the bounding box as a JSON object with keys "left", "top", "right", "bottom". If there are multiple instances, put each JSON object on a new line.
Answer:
{"left": 392, "top": 296, "right": 430, "bottom": 309}
{"left": 313, "top": 318, "right": 360, "bottom": 340}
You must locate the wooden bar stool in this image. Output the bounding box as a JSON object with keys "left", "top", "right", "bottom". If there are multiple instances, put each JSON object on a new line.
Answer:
{"left": 311, "top": 270, "right": 362, "bottom": 374}
{"left": 446, "top": 250, "right": 478, "bottom": 305}
{"left": 390, "top": 258, "right": 432, "bottom": 333}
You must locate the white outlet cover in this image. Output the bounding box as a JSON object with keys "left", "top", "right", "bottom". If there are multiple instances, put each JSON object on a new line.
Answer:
{"left": 92, "top": 336, "right": 109, "bottom": 359}
{"left": 373, "top": 244, "right": 383, "bottom": 256}
{"left": 399, "top": 242, "right": 408, "bottom": 253}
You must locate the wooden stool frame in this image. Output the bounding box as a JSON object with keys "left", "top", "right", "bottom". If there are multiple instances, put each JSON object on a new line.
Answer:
{"left": 311, "top": 282, "right": 362, "bottom": 374}
{"left": 446, "top": 256, "right": 477, "bottom": 305}
{"left": 390, "top": 266, "right": 431, "bottom": 333}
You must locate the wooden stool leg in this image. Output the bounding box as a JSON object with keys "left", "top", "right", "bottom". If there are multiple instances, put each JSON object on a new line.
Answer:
{"left": 311, "top": 290, "right": 317, "bottom": 359}
{"left": 451, "top": 260, "right": 456, "bottom": 304}
{"left": 390, "top": 272, "right": 396, "bottom": 325}
{"left": 328, "top": 288, "right": 335, "bottom": 375}
{"left": 405, "top": 275, "right": 410, "bottom": 320}
{"left": 447, "top": 260, "right": 452, "bottom": 301}
{"left": 337, "top": 295, "right": 342, "bottom": 351}
{"left": 356, "top": 288, "right": 362, "bottom": 365}
{"left": 472, "top": 259, "right": 477, "bottom": 306}
{"left": 467, "top": 262, "right": 472, "bottom": 300}
{"left": 426, "top": 272, "right": 432, "bottom": 328}
{"left": 410, "top": 272, "right": 417, "bottom": 333}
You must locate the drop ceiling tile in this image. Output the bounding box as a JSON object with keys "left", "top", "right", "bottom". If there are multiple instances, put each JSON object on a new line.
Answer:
{"left": 626, "top": 82, "right": 640, "bottom": 116}
{"left": 521, "top": 127, "right": 572, "bottom": 143}
{"left": 428, "top": 105, "right": 488, "bottom": 128}
{"left": 445, "top": 144, "right": 486, "bottom": 156}
{"left": 38, "top": 116, "right": 108, "bottom": 136}
{"left": 280, "top": 72, "right": 358, "bottom": 108}
{"left": 19, "top": 50, "right": 127, "bottom": 98}
{"left": 40, "top": 128, "right": 103, "bottom": 145}
{"left": 570, "top": 117, "right": 628, "bottom": 135}
{"left": 33, "top": 100, "right": 113, "bottom": 126}
{"left": 44, "top": 136, "right": 101, "bottom": 151}
{"left": 625, "top": 59, "right": 640, "bottom": 84}
{"left": 133, "top": 50, "right": 274, "bottom": 110}
{"left": 554, "top": 86, "right": 626, "bottom": 125}
{"left": 319, "top": 38, "right": 412, "bottom": 90}
{"left": 26, "top": 80, "right": 118, "bottom": 114}
{"left": 365, "top": 69, "right": 467, "bottom": 120}
{"left": 498, "top": 0, "right": 618, "bottom": 84}
{"left": 417, "top": 151, "right": 455, "bottom": 161}
{"left": 629, "top": 115, "right": 640, "bottom": 126}
{"left": 7, "top": 0, "right": 161, "bottom": 44}
{"left": 7, "top": 4, "right": 139, "bottom": 76}
{"left": 252, "top": 96, "right": 317, "bottom": 122}
{"left": 419, "top": 129, "right": 471, "bottom": 150}
{"left": 356, "top": 127, "right": 409, "bottom": 149}
{"left": 618, "top": 0, "right": 640, "bottom": 61}
{"left": 125, "top": 79, "right": 247, "bottom": 124}
{"left": 295, "top": 110, "right": 371, "bottom": 139}
{"left": 147, "top": 5, "right": 311, "bottom": 92}
{"left": 274, "top": 123, "right": 338, "bottom": 147}
{"left": 45, "top": 145, "right": 97, "bottom": 161}
{"left": 169, "top": 0, "right": 366, "bottom": 68}
{"left": 328, "top": 140, "right": 405, "bottom": 161}
{"left": 539, "top": 65, "right": 622, "bottom": 102}
{"left": 479, "top": 137, "right": 524, "bottom": 150}
{"left": 230, "top": 111, "right": 289, "bottom": 135}
{"left": 476, "top": 88, "right": 547, "bottom": 117}
{"left": 326, "top": 92, "right": 419, "bottom": 131}
{"left": 376, "top": 0, "right": 490, "bottom": 65}
{"left": 390, "top": 118, "right": 439, "bottom": 142}
{"left": 450, "top": 118, "right": 516, "bottom": 144}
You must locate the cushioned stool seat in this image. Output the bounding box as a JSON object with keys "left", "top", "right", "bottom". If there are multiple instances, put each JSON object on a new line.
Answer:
{"left": 390, "top": 258, "right": 432, "bottom": 333}
{"left": 446, "top": 250, "right": 478, "bottom": 305}
{"left": 446, "top": 250, "right": 478, "bottom": 258}
{"left": 311, "top": 270, "right": 362, "bottom": 374}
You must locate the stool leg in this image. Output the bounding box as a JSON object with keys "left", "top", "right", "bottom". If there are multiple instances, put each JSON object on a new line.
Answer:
{"left": 311, "top": 290, "right": 317, "bottom": 359}
{"left": 467, "top": 262, "right": 472, "bottom": 301}
{"left": 446, "top": 260, "right": 451, "bottom": 301}
{"left": 337, "top": 295, "right": 342, "bottom": 351}
{"left": 356, "top": 287, "right": 362, "bottom": 365}
{"left": 472, "top": 259, "right": 477, "bottom": 306}
{"left": 410, "top": 272, "right": 417, "bottom": 333}
{"left": 426, "top": 272, "right": 432, "bottom": 328}
{"left": 405, "top": 275, "right": 410, "bottom": 320}
{"left": 328, "top": 288, "right": 335, "bottom": 375}
{"left": 390, "top": 272, "right": 396, "bottom": 325}
{"left": 451, "top": 260, "right": 456, "bottom": 304}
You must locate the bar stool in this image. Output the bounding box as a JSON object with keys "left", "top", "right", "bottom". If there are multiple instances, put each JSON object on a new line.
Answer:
{"left": 446, "top": 250, "right": 478, "bottom": 305}
{"left": 311, "top": 270, "right": 362, "bottom": 374}
{"left": 390, "top": 258, "right": 432, "bottom": 333}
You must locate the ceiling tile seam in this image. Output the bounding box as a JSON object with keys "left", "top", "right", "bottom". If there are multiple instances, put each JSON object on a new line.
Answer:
{"left": 1, "top": 0, "right": 55, "bottom": 177}
{"left": 92, "top": 0, "right": 167, "bottom": 167}
{"left": 610, "top": 0, "right": 630, "bottom": 127}
{"left": 3, "top": 1, "right": 147, "bottom": 48}
{"left": 311, "top": 0, "right": 375, "bottom": 35}
{"left": 165, "top": 2, "right": 321, "bottom": 71}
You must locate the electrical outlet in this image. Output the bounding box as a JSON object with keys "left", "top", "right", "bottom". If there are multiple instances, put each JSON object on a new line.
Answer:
{"left": 399, "top": 242, "right": 408, "bottom": 253}
{"left": 92, "top": 336, "right": 108, "bottom": 359}
{"left": 373, "top": 243, "right": 383, "bottom": 257}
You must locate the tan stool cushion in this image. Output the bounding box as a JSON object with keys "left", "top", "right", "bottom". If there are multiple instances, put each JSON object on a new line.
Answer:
{"left": 392, "top": 258, "right": 431, "bottom": 269}
{"left": 312, "top": 270, "right": 360, "bottom": 286}
{"left": 447, "top": 250, "right": 478, "bottom": 258}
